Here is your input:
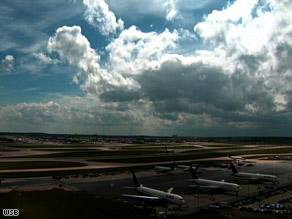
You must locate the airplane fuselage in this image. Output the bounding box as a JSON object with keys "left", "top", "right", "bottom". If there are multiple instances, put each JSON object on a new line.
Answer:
{"left": 154, "top": 166, "right": 172, "bottom": 173}
{"left": 136, "top": 185, "right": 185, "bottom": 205}
{"left": 191, "top": 179, "right": 241, "bottom": 192}
{"left": 232, "top": 172, "right": 278, "bottom": 182}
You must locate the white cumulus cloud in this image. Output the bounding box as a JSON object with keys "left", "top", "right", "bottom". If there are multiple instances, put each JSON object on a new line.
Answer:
{"left": 106, "top": 25, "right": 179, "bottom": 75}
{"left": 0, "top": 55, "right": 15, "bottom": 72}
{"left": 163, "top": 0, "right": 180, "bottom": 21}
{"left": 47, "top": 25, "right": 139, "bottom": 96}
{"left": 83, "top": 0, "right": 124, "bottom": 36}
{"left": 194, "top": 0, "right": 292, "bottom": 112}
{"left": 0, "top": 101, "right": 60, "bottom": 124}
{"left": 33, "top": 52, "right": 60, "bottom": 64}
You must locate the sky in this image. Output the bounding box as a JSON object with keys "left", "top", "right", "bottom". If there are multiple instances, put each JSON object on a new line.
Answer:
{"left": 0, "top": 0, "right": 291, "bottom": 136}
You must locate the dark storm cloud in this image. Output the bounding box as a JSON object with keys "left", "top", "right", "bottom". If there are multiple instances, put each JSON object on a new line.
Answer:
{"left": 238, "top": 54, "right": 263, "bottom": 73}
{"left": 99, "top": 88, "right": 142, "bottom": 102}
{"left": 138, "top": 58, "right": 274, "bottom": 115}
{"left": 132, "top": 55, "right": 292, "bottom": 136}
{"left": 275, "top": 42, "right": 292, "bottom": 74}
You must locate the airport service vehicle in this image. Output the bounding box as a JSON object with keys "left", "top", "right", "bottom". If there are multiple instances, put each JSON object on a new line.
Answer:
{"left": 122, "top": 171, "right": 186, "bottom": 205}
{"left": 189, "top": 165, "right": 241, "bottom": 195}
{"left": 230, "top": 162, "right": 278, "bottom": 183}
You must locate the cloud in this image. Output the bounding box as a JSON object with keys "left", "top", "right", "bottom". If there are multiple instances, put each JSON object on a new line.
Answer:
{"left": 194, "top": 0, "right": 292, "bottom": 111}
{"left": 47, "top": 24, "right": 181, "bottom": 102}
{"left": 2, "top": 0, "right": 291, "bottom": 136}
{"left": 106, "top": 26, "right": 179, "bottom": 75}
{"left": 0, "top": 90, "right": 290, "bottom": 136}
{"left": 0, "top": 0, "right": 83, "bottom": 53}
{"left": 0, "top": 101, "right": 60, "bottom": 125}
{"left": 195, "top": 0, "right": 259, "bottom": 46}
{"left": 47, "top": 25, "right": 139, "bottom": 96}
{"left": 83, "top": 0, "right": 124, "bottom": 36}
{"left": 0, "top": 97, "right": 152, "bottom": 134}
{"left": 137, "top": 55, "right": 277, "bottom": 122}
{"left": 105, "top": 0, "right": 224, "bottom": 28}
{"left": 0, "top": 55, "right": 15, "bottom": 72}
{"left": 164, "top": 0, "right": 180, "bottom": 21}
{"left": 41, "top": 0, "right": 292, "bottom": 136}
{"left": 33, "top": 53, "right": 60, "bottom": 64}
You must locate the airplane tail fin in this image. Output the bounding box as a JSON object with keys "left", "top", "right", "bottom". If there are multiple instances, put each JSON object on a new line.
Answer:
{"left": 230, "top": 162, "right": 238, "bottom": 174}
{"left": 190, "top": 165, "right": 199, "bottom": 179}
{"left": 132, "top": 171, "right": 141, "bottom": 187}
{"left": 166, "top": 187, "right": 173, "bottom": 193}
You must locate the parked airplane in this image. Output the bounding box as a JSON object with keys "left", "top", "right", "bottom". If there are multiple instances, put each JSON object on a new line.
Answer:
{"left": 165, "top": 146, "right": 174, "bottom": 153}
{"left": 154, "top": 162, "right": 175, "bottom": 173}
{"left": 230, "top": 162, "right": 278, "bottom": 183}
{"left": 189, "top": 165, "right": 241, "bottom": 195}
{"left": 228, "top": 155, "right": 245, "bottom": 161}
{"left": 176, "top": 164, "right": 200, "bottom": 172}
{"left": 122, "top": 171, "right": 186, "bottom": 205}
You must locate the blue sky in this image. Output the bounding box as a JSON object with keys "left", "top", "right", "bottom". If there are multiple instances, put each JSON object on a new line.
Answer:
{"left": 0, "top": 0, "right": 291, "bottom": 136}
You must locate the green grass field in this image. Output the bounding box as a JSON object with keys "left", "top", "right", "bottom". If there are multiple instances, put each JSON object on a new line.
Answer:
{"left": 124, "top": 146, "right": 199, "bottom": 150}
{"left": 201, "top": 144, "right": 244, "bottom": 147}
{"left": 88, "top": 151, "right": 222, "bottom": 163}
{"left": 0, "top": 165, "right": 150, "bottom": 179}
{"left": 13, "top": 150, "right": 160, "bottom": 158}
{"left": 0, "top": 161, "right": 87, "bottom": 170}
{"left": 3, "top": 144, "right": 104, "bottom": 149}
{"left": 31, "top": 149, "right": 102, "bottom": 151}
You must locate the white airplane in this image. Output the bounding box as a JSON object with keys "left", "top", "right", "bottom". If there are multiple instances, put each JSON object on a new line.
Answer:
{"left": 228, "top": 155, "right": 245, "bottom": 161}
{"left": 175, "top": 164, "right": 200, "bottom": 172}
{"left": 189, "top": 165, "right": 241, "bottom": 195}
{"left": 154, "top": 163, "right": 175, "bottom": 173}
{"left": 165, "top": 146, "right": 174, "bottom": 153}
{"left": 230, "top": 162, "right": 278, "bottom": 183}
{"left": 122, "top": 171, "right": 186, "bottom": 205}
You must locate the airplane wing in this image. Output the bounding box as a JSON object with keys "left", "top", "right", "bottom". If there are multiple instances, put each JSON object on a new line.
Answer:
{"left": 122, "top": 194, "right": 161, "bottom": 200}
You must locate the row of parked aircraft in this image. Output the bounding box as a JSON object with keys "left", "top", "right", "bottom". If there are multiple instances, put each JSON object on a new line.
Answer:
{"left": 154, "top": 162, "right": 199, "bottom": 173}
{"left": 123, "top": 163, "right": 279, "bottom": 205}
{"left": 153, "top": 155, "right": 245, "bottom": 173}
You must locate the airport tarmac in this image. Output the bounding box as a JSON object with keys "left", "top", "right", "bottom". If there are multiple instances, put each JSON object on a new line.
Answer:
{"left": 63, "top": 161, "right": 292, "bottom": 216}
